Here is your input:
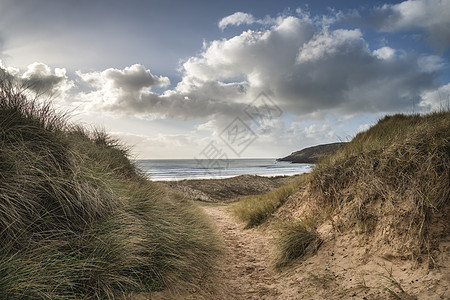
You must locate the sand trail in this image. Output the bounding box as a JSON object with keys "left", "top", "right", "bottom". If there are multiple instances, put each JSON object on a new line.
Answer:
{"left": 201, "top": 205, "right": 282, "bottom": 300}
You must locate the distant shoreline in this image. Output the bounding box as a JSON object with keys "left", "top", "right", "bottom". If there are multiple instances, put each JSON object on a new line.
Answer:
{"left": 134, "top": 158, "right": 313, "bottom": 181}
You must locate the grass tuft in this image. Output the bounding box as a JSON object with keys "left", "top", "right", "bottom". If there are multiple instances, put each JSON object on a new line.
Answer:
{"left": 275, "top": 221, "right": 321, "bottom": 269}
{"left": 232, "top": 177, "right": 306, "bottom": 228}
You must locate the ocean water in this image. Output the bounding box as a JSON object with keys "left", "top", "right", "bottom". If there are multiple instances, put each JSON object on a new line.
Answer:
{"left": 135, "top": 159, "right": 313, "bottom": 181}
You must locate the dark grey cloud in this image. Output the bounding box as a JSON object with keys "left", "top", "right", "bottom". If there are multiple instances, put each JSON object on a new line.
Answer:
{"left": 280, "top": 30, "right": 439, "bottom": 115}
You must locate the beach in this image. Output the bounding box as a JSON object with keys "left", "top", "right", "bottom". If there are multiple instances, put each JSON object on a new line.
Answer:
{"left": 135, "top": 158, "right": 313, "bottom": 181}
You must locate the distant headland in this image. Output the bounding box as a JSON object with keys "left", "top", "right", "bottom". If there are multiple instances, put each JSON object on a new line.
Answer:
{"left": 278, "top": 142, "right": 347, "bottom": 164}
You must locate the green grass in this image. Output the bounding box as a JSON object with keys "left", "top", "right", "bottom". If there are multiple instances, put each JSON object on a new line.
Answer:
{"left": 0, "top": 75, "right": 221, "bottom": 298}
{"left": 231, "top": 176, "right": 306, "bottom": 228}
{"left": 275, "top": 221, "right": 321, "bottom": 269}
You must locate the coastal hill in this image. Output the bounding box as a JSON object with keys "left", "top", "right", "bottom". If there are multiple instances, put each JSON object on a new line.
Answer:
{"left": 278, "top": 142, "right": 347, "bottom": 163}
{"left": 229, "top": 111, "right": 449, "bottom": 299}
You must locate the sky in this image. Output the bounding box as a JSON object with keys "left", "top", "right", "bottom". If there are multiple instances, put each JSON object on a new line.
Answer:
{"left": 1, "top": 0, "right": 449, "bottom": 159}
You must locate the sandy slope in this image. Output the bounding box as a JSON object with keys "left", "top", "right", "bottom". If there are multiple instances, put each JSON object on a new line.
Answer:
{"left": 138, "top": 200, "right": 448, "bottom": 299}
{"left": 200, "top": 204, "right": 449, "bottom": 300}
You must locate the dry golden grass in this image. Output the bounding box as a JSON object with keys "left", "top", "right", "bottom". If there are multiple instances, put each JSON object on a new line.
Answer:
{"left": 310, "top": 111, "right": 449, "bottom": 258}
{"left": 231, "top": 176, "right": 307, "bottom": 228}
{"left": 0, "top": 75, "right": 221, "bottom": 298}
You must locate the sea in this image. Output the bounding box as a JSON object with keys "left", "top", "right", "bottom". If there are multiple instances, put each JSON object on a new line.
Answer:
{"left": 134, "top": 159, "right": 313, "bottom": 181}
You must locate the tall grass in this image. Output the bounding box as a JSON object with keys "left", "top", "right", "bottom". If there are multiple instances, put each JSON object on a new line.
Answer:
{"left": 232, "top": 111, "right": 449, "bottom": 267}
{"left": 0, "top": 75, "right": 220, "bottom": 298}
{"left": 274, "top": 221, "right": 321, "bottom": 269}
{"left": 232, "top": 176, "right": 307, "bottom": 228}
{"left": 310, "top": 111, "right": 450, "bottom": 256}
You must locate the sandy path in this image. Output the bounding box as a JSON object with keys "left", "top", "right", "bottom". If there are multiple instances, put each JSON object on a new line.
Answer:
{"left": 147, "top": 203, "right": 449, "bottom": 299}
{"left": 201, "top": 205, "right": 281, "bottom": 299}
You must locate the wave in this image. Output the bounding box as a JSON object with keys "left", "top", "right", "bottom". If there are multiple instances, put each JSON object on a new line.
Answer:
{"left": 135, "top": 159, "right": 313, "bottom": 181}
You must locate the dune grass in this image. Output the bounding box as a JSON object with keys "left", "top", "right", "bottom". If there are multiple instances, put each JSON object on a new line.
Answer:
{"left": 310, "top": 111, "right": 449, "bottom": 256}
{"left": 231, "top": 110, "right": 448, "bottom": 268}
{"left": 0, "top": 75, "right": 221, "bottom": 298}
{"left": 231, "top": 176, "right": 307, "bottom": 228}
{"left": 274, "top": 220, "right": 321, "bottom": 269}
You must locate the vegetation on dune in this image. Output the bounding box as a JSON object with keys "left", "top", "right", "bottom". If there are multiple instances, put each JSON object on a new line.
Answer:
{"left": 232, "top": 176, "right": 307, "bottom": 228}
{"left": 274, "top": 221, "right": 321, "bottom": 269}
{"left": 0, "top": 75, "right": 220, "bottom": 299}
{"left": 232, "top": 110, "right": 449, "bottom": 269}
{"left": 310, "top": 111, "right": 449, "bottom": 258}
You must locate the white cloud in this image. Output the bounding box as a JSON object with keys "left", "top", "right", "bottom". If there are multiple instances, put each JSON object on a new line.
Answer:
{"left": 21, "top": 62, "right": 73, "bottom": 95}
{"left": 297, "top": 29, "right": 365, "bottom": 63}
{"left": 77, "top": 64, "right": 249, "bottom": 119}
{"left": 72, "top": 14, "right": 443, "bottom": 122}
{"left": 0, "top": 60, "right": 19, "bottom": 76}
{"left": 420, "top": 82, "right": 450, "bottom": 111}
{"left": 367, "top": 0, "right": 450, "bottom": 48}
{"left": 218, "top": 12, "right": 256, "bottom": 30}
{"left": 373, "top": 46, "right": 396, "bottom": 60}
{"left": 218, "top": 11, "right": 283, "bottom": 30}
{"left": 76, "top": 64, "right": 169, "bottom": 91}
{"left": 0, "top": 61, "right": 73, "bottom": 101}
{"left": 303, "top": 124, "right": 335, "bottom": 139}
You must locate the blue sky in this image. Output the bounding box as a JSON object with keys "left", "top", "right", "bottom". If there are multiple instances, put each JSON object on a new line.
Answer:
{"left": 1, "top": 0, "right": 449, "bottom": 158}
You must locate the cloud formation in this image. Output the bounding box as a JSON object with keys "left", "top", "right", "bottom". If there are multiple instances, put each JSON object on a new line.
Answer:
{"left": 218, "top": 11, "right": 282, "bottom": 30}
{"left": 70, "top": 13, "right": 444, "bottom": 122}
{"left": 21, "top": 62, "right": 73, "bottom": 95}
{"left": 366, "top": 0, "right": 450, "bottom": 48}
{"left": 0, "top": 61, "right": 73, "bottom": 97}
{"left": 77, "top": 64, "right": 248, "bottom": 119}
{"left": 420, "top": 82, "right": 450, "bottom": 110}
{"left": 77, "top": 64, "right": 170, "bottom": 91}
{"left": 2, "top": 8, "right": 447, "bottom": 130}
{"left": 218, "top": 12, "right": 256, "bottom": 30}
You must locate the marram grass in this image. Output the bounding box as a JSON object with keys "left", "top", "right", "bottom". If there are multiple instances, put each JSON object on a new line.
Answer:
{"left": 232, "top": 110, "right": 449, "bottom": 267}
{"left": 232, "top": 176, "right": 307, "bottom": 228}
{"left": 0, "top": 75, "right": 221, "bottom": 298}
{"left": 310, "top": 111, "right": 450, "bottom": 257}
{"left": 275, "top": 221, "right": 321, "bottom": 269}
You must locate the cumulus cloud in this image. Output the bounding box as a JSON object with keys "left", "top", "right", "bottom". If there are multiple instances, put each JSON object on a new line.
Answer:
{"left": 366, "top": 0, "right": 450, "bottom": 48}
{"left": 0, "top": 61, "right": 73, "bottom": 97}
{"left": 373, "top": 46, "right": 396, "bottom": 60}
{"left": 218, "top": 12, "right": 256, "bottom": 30}
{"left": 21, "top": 62, "right": 73, "bottom": 95}
{"left": 77, "top": 64, "right": 248, "bottom": 119}
{"left": 0, "top": 60, "right": 19, "bottom": 78}
{"left": 75, "top": 14, "right": 444, "bottom": 122}
{"left": 77, "top": 64, "right": 169, "bottom": 91}
{"left": 284, "top": 27, "right": 439, "bottom": 115}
